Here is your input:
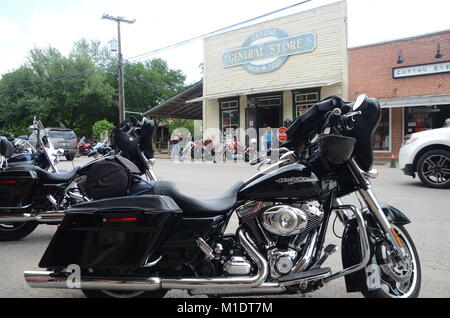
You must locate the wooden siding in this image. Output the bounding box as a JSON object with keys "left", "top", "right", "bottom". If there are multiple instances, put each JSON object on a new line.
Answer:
{"left": 203, "top": 1, "right": 348, "bottom": 96}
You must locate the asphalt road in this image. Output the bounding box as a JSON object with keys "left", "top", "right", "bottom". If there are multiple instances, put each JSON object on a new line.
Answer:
{"left": 0, "top": 157, "right": 449, "bottom": 298}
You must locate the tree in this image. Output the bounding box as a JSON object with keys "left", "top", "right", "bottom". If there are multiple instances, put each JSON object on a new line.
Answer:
{"left": 0, "top": 40, "right": 187, "bottom": 138}
{"left": 118, "top": 58, "right": 186, "bottom": 114}
{"left": 0, "top": 40, "right": 117, "bottom": 137}
{"left": 92, "top": 119, "right": 115, "bottom": 140}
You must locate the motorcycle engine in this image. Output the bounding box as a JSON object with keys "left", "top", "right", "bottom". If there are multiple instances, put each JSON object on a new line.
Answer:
{"left": 237, "top": 201, "right": 324, "bottom": 278}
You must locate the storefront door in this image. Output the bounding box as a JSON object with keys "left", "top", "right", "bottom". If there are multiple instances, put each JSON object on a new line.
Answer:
{"left": 246, "top": 94, "right": 282, "bottom": 150}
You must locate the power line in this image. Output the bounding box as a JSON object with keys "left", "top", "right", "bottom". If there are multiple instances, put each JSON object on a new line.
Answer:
{"left": 11, "top": 1, "right": 315, "bottom": 92}
{"left": 127, "top": 0, "right": 314, "bottom": 61}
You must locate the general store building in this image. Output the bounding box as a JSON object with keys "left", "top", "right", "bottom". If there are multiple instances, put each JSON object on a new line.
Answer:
{"left": 147, "top": 1, "right": 349, "bottom": 146}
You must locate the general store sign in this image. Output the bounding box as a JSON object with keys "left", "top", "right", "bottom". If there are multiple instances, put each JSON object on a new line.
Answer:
{"left": 393, "top": 61, "right": 450, "bottom": 78}
{"left": 222, "top": 28, "right": 316, "bottom": 74}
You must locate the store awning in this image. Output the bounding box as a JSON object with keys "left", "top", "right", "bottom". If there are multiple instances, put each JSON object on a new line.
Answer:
{"left": 186, "top": 79, "right": 342, "bottom": 103}
{"left": 144, "top": 80, "right": 203, "bottom": 120}
{"left": 379, "top": 94, "right": 450, "bottom": 108}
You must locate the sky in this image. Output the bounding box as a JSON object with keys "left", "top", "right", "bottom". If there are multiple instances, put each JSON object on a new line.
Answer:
{"left": 1, "top": 0, "right": 450, "bottom": 83}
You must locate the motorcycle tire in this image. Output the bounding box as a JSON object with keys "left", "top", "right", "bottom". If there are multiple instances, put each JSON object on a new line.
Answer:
{"left": 0, "top": 222, "right": 39, "bottom": 241}
{"left": 81, "top": 289, "right": 167, "bottom": 299}
{"left": 361, "top": 225, "right": 421, "bottom": 298}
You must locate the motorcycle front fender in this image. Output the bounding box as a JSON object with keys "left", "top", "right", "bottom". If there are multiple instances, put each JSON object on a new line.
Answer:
{"left": 341, "top": 204, "right": 411, "bottom": 293}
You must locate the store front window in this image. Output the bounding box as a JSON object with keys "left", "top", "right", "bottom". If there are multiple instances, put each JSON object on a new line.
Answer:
{"left": 374, "top": 108, "right": 391, "bottom": 152}
{"left": 220, "top": 98, "right": 239, "bottom": 135}
{"left": 293, "top": 88, "right": 321, "bottom": 119}
{"left": 404, "top": 106, "right": 450, "bottom": 136}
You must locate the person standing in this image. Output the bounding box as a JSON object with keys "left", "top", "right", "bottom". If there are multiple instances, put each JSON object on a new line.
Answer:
{"left": 264, "top": 126, "right": 273, "bottom": 155}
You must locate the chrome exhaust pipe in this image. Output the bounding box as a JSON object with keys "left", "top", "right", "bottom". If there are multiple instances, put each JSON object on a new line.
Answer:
{"left": 161, "top": 228, "right": 268, "bottom": 290}
{"left": 25, "top": 228, "right": 269, "bottom": 292}
{"left": 0, "top": 211, "right": 65, "bottom": 223}
{"left": 24, "top": 271, "right": 161, "bottom": 291}
{"left": 290, "top": 230, "right": 318, "bottom": 274}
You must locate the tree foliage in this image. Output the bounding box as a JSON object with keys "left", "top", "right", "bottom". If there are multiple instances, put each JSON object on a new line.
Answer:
{"left": 92, "top": 119, "right": 115, "bottom": 140}
{"left": 0, "top": 39, "right": 187, "bottom": 138}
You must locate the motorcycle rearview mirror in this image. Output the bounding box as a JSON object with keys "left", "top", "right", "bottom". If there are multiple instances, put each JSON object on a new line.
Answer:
{"left": 353, "top": 94, "right": 368, "bottom": 111}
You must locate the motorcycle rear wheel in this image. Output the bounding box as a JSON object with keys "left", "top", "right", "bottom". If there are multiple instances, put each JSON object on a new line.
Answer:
{"left": 0, "top": 222, "right": 38, "bottom": 241}
{"left": 362, "top": 225, "right": 421, "bottom": 298}
{"left": 81, "top": 289, "right": 167, "bottom": 299}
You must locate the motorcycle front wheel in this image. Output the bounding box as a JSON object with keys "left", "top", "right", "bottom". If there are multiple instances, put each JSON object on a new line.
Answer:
{"left": 362, "top": 225, "right": 421, "bottom": 298}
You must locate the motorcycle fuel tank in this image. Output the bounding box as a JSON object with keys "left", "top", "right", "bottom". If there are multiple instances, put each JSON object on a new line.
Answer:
{"left": 239, "top": 163, "right": 321, "bottom": 201}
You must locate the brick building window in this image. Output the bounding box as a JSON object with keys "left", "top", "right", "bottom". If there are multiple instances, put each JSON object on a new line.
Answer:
{"left": 374, "top": 108, "right": 391, "bottom": 152}
{"left": 404, "top": 106, "right": 450, "bottom": 135}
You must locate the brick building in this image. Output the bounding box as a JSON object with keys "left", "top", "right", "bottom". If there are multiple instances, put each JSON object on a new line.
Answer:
{"left": 349, "top": 30, "right": 450, "bottom": 160}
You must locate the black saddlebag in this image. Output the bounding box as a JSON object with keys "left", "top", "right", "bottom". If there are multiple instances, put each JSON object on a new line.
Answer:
{"left": 85, "top": 155, "right": 141, "bottom": 200}
{"left": 0, "top": 170, "right": 38, "bottom": 209}
{"left": 38, "top": 195, "right": 182, "bottom": 270}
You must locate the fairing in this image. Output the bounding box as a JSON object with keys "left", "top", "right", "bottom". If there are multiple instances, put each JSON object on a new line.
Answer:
{"left": 282, "top": 96, "right": 381, "bottom": 172}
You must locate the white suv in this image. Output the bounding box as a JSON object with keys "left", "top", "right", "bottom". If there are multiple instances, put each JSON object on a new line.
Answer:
{"left": 399, "top": 128, "right": 450, "bottom": 189}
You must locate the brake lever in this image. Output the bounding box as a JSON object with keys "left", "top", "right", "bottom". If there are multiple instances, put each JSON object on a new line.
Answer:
{"left": 342, "top": 111, "right": 362, "bottom": 131}
{"left": 343, "top": 111, "right": 362, "bottom": 119}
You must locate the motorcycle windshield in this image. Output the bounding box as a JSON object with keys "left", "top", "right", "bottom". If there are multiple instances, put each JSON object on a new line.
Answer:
{"left": 283, "top": 96, "right": 381, "bottom": 172}
{"left": 346, "top": 98, "right": 381, "bottom": 172}
{"left": 36, "top": 120, "right": 56, "bottom": 152}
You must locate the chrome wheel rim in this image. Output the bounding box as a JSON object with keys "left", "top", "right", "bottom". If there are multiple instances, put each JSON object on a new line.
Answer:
{"left": 421, "top": 155, "right": 450, "bottom": 185}
{"left": 378, "top": 226, "right": 418, "bottom": 298}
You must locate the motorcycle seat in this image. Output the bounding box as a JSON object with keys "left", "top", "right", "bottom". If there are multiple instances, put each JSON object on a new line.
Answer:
{"left": 7, "top": 165, "right": 79, "bottom": 183}
{"left": 152, "top": 180, "right": 244, "bottom": 216}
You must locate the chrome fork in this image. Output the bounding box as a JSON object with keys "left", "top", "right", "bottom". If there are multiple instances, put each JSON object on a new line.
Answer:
{"left": 358, "top": 187, "right": 408, "bottom": 260}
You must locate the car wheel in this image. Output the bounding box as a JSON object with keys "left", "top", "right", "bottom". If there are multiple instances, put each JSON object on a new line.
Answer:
{"left": 417, "top": 149, "right": 450, "bottom": 189}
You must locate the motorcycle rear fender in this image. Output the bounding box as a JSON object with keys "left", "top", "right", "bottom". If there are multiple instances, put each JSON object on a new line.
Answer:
{"left": 341, "top": 205, "right": 410, "bottom": 293}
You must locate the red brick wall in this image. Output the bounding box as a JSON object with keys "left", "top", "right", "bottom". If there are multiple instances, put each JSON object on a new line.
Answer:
{"left": 348, "top": 30, "right": 450, "bottom": 161}
{"left": 349, "top": 30, "right": 450, "bottom": 100}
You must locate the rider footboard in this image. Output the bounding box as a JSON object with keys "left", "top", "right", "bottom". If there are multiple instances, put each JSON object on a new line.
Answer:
{"left": 38, "top": 195, "right": 182, "bottom": 271}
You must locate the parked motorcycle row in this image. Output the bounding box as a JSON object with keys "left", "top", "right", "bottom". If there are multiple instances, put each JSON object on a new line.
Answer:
{"left": 0, "top": 95, "right": 421, "bottom": 299}
{"left": 176, "top": 133, "right": 259, "bottom": 163}
{"left": 78, "top": 136, "right": 113, "bottom": 158}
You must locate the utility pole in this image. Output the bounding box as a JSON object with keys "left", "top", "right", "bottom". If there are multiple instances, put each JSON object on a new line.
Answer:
{"left": 102, "top": 14, "right": 135, "bottom": 123}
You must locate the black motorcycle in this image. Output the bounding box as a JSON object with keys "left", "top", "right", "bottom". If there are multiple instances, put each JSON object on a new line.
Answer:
{"left": 24, "top": 95, "right": 421, "bottom": 298}
{"left": 0, "top": 117, "right": 157, "bottom": 241}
